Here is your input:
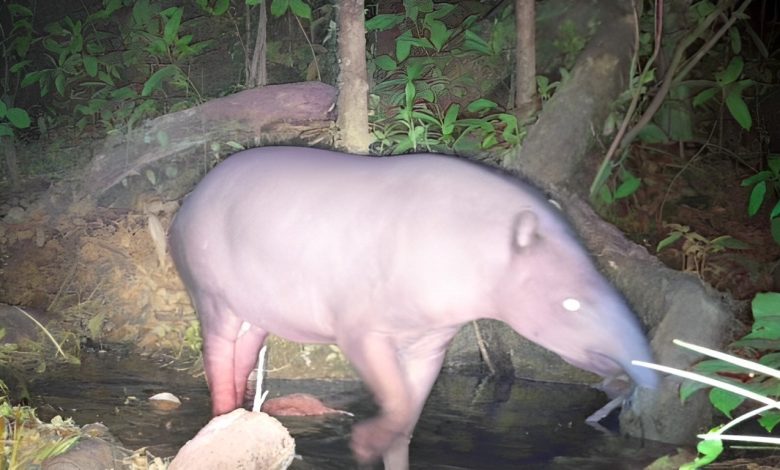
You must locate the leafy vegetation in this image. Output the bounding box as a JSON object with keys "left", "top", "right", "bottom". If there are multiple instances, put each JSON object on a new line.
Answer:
{"left": 367, "top": 1, "right": 526, "bottom": 155}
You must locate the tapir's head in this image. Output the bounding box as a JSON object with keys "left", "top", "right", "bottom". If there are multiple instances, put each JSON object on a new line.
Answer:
{"left": 496, "top": 210, "right": 659, "bottom": 390}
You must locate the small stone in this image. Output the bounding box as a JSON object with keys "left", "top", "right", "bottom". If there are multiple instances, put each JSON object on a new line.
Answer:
{"left": 149, "top": 392, "right": 182, "bottom": 411}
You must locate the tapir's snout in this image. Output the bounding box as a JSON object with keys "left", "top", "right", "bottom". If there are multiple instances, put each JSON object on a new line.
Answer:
{"left": 586, "top": 350, "right": 660, "bottom": 390}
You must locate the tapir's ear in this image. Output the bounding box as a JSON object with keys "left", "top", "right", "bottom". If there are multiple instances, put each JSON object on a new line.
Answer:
{"left": 512, "top": 210, "right": 539, "bottom": 249}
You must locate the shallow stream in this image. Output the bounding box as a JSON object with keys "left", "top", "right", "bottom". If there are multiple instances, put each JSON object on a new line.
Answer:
{"left": 28, "top": 349, "right": 676, "bottom": 469}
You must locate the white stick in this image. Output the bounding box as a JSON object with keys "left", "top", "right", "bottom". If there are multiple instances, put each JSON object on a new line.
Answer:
{"left": 252, "top": 345, "right": 269, "bottom": 412}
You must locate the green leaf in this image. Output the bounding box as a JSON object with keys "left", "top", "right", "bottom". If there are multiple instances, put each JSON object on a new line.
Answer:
{"left": 725, "top": 80, "right": 753, "bottom": 130}
{"left": 374, "top": 55, "right": 397, "bottom": 71}
{"left": 55, "top": 72, "right": 66, "bottom": 96}
{"left": 404, "top": 80, "right": 416, "bottom": 110}
{"left": 213, "top": 0, "right": 230, "bottom": 15}
{"left": 716, "top": 56, "right": 743, "bottom": 85}
{"left": 741, "top": 170, "right": 771, "bottom": 187}
{"left": 747, "top": 180, "right": 766, "bottom": 216}
{"left": 7, "top": 108, "right": 31, "bottom": 129}
{"left": 365, "top": 14, "right": 404, "bottom": 32}
{"left": 289, "top": 0, "right": 311, "bottom": 19}
{"left": 693, "top": 87, "right": 718, "bottom": 107}
{"left": 752, "top": 293, "right": 780, "bottom": 319}
{"left": 759, "top": 410, "right": 780, "bottom": 432}
{"left": 637, "top": 123, "right": 668, "bottom": 143}
{"left": 0, "top": 124, "right": 13, "bottom": 138}
{"left": 443, "top": 103, "right": 460, "bottom": 128}
{"left": 426, "top": 19, "right": 451, "bottom": 52}
{"left": 10, "top": 59, "right": 31, "bottom": 74}
{"left": 656, "top": 231, "right": 683, "bottom": 252}
{"left": 679, "top": 437, "right": 723, "bottom": 470}
{"left": 711, "top": 236, "right": 749, "bottom": 250}
{"left": 397, "top": 30, "right": 413, "bottom": 63}
{"left": 481, "top": 133, "right": 498, "bottom": 149}
{"left": 770, "top": 201, "right": 780, "bottom": 220}
{"left": 142, "top": 65, "right": 179, "bottom": 96}
{"left": 163, "top": 7, "right": 183, "bottom": 44}
{"left": 270, "top": 0, "right": 289, "bottom": 17}
{"left": 83, "top": 54, "right": 98, "bottom": 77}
{"left": 709, "top": 388, "right": 744, "bottom": 418}
{"left": 467, "top": 98, "right": 497, "bottom": 113}
{"left": 597, "top": 184, "right": 613, "bottom": 205}
{"left": 729, "top": 26, "right": 742, "bottom": 54}
{"left": 614, "top": 175, "right": 641, "bottom": 199}
{"left": 463, "top": 29, "right": 491, "bottom": 55}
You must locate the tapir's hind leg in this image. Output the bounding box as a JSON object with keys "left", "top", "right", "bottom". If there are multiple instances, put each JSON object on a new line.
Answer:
{"left": 232, "top": 323, "right": 267, "bottom": 407}
{"left": 197, "top": 299, "right": 266, "bottom": 416}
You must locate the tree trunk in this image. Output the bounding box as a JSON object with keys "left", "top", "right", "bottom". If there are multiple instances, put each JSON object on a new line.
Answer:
{"left": 336, "top": 0, "right": 373, "bottom": 153}
{"left": 247, "top": 0, "right": 268, "bottom": 87}
{"left": 514, "top": 0, "right": 539, "bottom": 121}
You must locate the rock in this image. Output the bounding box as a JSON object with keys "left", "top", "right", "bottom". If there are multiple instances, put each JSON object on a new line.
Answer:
{"left": 262, "top": 393, "right": 352, "bottom": 417}
{"left": 170, "top": 409, "right": 295, "bottom": 470}
{"left": 148, "top": 392, "right": 181, "bottom": 411}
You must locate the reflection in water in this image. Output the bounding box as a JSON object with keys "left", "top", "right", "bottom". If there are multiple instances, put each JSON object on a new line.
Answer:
{"left": 28, "top": 351, "right": 674, "bottom": 469}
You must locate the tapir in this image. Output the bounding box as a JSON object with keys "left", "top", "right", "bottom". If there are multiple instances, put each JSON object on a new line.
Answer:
{"left": 169, "top": 146, "right": 658, "bottom": 469}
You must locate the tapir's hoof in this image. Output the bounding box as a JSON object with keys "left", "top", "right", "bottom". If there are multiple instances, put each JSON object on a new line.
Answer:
{"left": 350, "top": 418, "right": 406, "bottom": 464}
{"left": 262, "top": 393, "right": 352, "bottom": 417}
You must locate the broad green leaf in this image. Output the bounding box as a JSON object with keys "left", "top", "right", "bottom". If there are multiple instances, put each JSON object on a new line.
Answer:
{"left": 759, "top": 411, "right": 780, "bottom": 432}
{"left": 0, "top": 124, "right": 12, "bottom": 138}
{"left": 693, "top": 87, "right": 718, "bottom": 107}
{"left": 747, "top": 180, "right": 766, "bottom": 216}
{"left": 374, "top": 55, "right": 397, "bottom": 71}
{"left": 10, "top": 59, "right": 31, "bottom": 74}
{"left": 365, "top": 14, "right": 404, "bottom": 32}
{"left": 481, "top": 133, "right": 498, "bottom": 149}
{"left": 614, "top": 175, "right": 641, "bottom": 199}
{"left": 759, "top": 352, "right": 780, "bottom": 369}
{"left": 397, "top": 30, "right": 413, "bottom": 63}
{"left": 7, "top": 108, "right": 31, "bottom": 129}
{"left": 142, "top": 65, "right": 179, "bottom": 96}
{"left": 716, "top": 56, "right": 743, "bottom": 85}
{"left": 213, "top": 0, "right": 230, "bottom": 15}
{"left": 725, "top": 80, "right": 753, "bottom": 130}
{"left": 463, "top": 29, "right": 491, "bottom": 55}
{"left": 597, "top": 184, "right": 613, "bottom": 205}
{"left": 163, "top": 7, "right": 183, "bottom": 44}
{"left": 427, "top": 3, "right": 455, "bottom": 20}
{"left": 656, "top": 231, "right": 683, "bottom": 252}
{"left": 711, "top": 236, "right": 748, "bottom": 250}
{"left": 443, "top": 103, "right": 460, "bottom": 127}
{"left": 771, "top": 201, "right": 780, "bottom": 219}
{"left": 741, "top": 170, "right": 771, "bottom": 186}
{"left": 637, "top": 123, "right": 668, "bottom": 143}
{"left": 729, "top": 26, "right": 742, "bottom": 54}
{"left": 55, "top": 72, "right": 66, "bottom": 96}
{"left": 83, "top": 54, "right": 97, "bottom": 76}
{"left": 679, "top": 437, "right": 723, "bottom": 470}
{"left": 466, "top": 98, "right": 497, "bottom": 113}
{"left": 426, "top": 19, "right": 451, "bottom": 51}
{"left": 709, "top": 388, "right": 744, "bottom": 418}
{"left": 752, "top": 293, "right": 780, "bottom": 318}
{"left": 290, "top": 0, "right": 311, "bottom": 19}
{"left": 270, "top": 0, "right": 289, "bottom": 17}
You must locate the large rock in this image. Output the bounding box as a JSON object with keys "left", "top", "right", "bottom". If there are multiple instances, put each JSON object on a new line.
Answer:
{"left": 170, "top": 409, "right": 295, "bottom": 470}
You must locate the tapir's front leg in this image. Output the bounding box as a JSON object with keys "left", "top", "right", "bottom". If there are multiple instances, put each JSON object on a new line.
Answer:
{"left": 341, "top": 332, "right": 450, "bottom": 470}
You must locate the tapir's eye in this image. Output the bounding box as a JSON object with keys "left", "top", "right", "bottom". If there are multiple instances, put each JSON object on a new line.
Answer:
{"left": 562, "top": 298, "right": 581, "bottom": 312}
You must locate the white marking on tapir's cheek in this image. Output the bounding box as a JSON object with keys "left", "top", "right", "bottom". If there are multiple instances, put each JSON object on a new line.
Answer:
{"left": 562, "top": 298, "right": 581, "bottom": 312}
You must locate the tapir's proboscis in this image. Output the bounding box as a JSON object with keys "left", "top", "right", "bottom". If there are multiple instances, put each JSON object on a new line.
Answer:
{"left": 169, "top": 146, "right": 658, "bottom": 469}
